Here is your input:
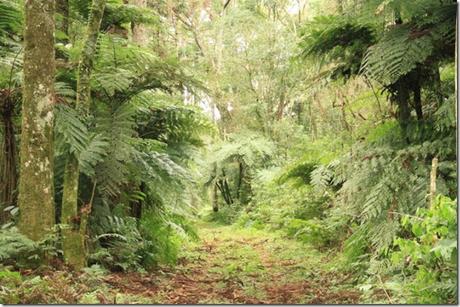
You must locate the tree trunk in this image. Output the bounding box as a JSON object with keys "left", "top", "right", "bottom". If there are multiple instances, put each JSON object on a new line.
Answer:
{"left": 413, "top": 81, "right": 423, "bottom": 121}
{"left": 18, "top": 0, "right": 55, "bottom": 241}
{"left": 0, "top": 95, "right": 17, "bottom": 224}
{"left": 212, "top": 183, "right": 218, "bottom": 212}
{"left": 429, "top": 157, "right": 438, "bottom": 209}
{"left": 211, "top": 163, "right": 219, "bottom": 212}
{"left": 236, "top": 160, "right": 243, "bottom": 200}
{"left": 396, "top": 81, "right": 410, "bottom": 139}
{"left": 61, "top": 0, "right": 106, "bottom": 270}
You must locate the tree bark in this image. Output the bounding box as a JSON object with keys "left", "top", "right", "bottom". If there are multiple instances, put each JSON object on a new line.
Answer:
{"left": 0, "top": 94, "right": 17, "bottom": 224}
{"left": 18, "top": 0, "right": 56, "bottom": 241}
{"left": 236, "top": 160, "right": 243, "bottom": 200}
{"left": 211, "top": 163, "right": 219, "bottom": 212}
{"left": 61, "top": 0, "right": 106, "bottom": 270}
{"left": 413, "top": 81, "right": 423, "bottom": 121}
{"left": 212, "top": 183, "right": 219, "bottom": 212}
{"left": 396, "top": 81, "right": 410, "bottom": 139}
{"left": 429, "top": 157, "right": 438, "bottom": 209}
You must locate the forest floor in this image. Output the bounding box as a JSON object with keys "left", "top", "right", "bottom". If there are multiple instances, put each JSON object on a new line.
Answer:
{"left": 4, "top": 222, "right": 363, "bottom": 304}
{"left": 101, "top": 222, "right": 361, "bottom": 304}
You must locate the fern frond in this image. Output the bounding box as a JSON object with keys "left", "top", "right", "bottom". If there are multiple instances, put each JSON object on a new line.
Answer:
{"left": 361, "top": 25, "right": 433, "bottom": 85}
{"left": 79, "top": 133, "right": 109, "bottom": 177}
{"left": 55, "top": 104, "right": 89, "bottom": 154}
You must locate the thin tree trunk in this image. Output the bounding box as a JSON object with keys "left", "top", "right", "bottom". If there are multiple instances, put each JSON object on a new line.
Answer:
{"left": 211, "top": 163, "right": 219, "bottom": 212}
{"left": 429, "top": 157, "right": 438, "bottom": 209}
{"left": 18, "top": 0, "right": 55, "bottom": 241}
{"left": 212, "top": 183, "right": 219, "bottom": 212}
{"left": 413, "top": 81, "right": 423, "bottom": 121}
{"left": 0, "top": 95, "right": 17, "bottom": 224}
{"left": 236, "top": 160, "right": 243, "bottom": 200}
{"left": 396, "top": 81, "right": 410, "bottom": 139}
{"left": 61, "top": 0, "right": 106, "bottom": 270}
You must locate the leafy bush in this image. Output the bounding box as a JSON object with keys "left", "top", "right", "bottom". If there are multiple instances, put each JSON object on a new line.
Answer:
{"left": 89, "top": 216, "right": 143, "bottom": 272}
{"left": 360, "top": 195, "right": 457, "bottom": 304}
{"left": 0, "top": 227, "right": 61, "bottom": 269}
{"left": 203, "top": 204, "right": 243, "bottom": 225}
{"left": 286, "top": 218, "right": 338, "bottom": 248}
{"left": 138, "top": 211, "right": 185, "bottom": 268}
{"left": 237, "top": 166, "right": 336, "bottom": 248}
{"left": 89, "top": 209, "right": 196, "bottom": 271}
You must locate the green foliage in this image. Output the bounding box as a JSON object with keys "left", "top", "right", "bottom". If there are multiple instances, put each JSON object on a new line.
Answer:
{"left": 361, "top": 1, "right": 455, "bottom": 86}
{"left": 138, "top": 211, "right": 185, "bottom": 268}
{"left": 204, "top": 205, "right": 243, "bottom": 225}
{"left": 286, "top": 218, "right": 337, "bottom": 248}
{"left": 391, "top": 195, "right": 457, "bottom": 303}
{"left": 362, "top": 25, "right": 432, "bottom": 86}
{"left": 209, "top": 132, "right": 275, "bottom": 169}
{"left": 54, "top": 104, "right": 109, "bottom": 177}
{"left": 101, "top": 2, "right": 158, "bottom": 32}
{"left": 0, "top": 227, "right": 61, "bottom": 269}
{"left": 360, "top": 195, "right": 457, "bottom": 304}
{"left": 90, "top": 215, "right": 143, "bottom": 271}
{"left": 300, "top": 15, "right": 375, "bottom": 79}
{"left": 237, "top": 165, "right": 335, "bottom": 248}
{"left": 89, "top": 208, "right": 197, "bottom": 272}
{"left": 0, "top": 0, "right": 22, "bottom": 35}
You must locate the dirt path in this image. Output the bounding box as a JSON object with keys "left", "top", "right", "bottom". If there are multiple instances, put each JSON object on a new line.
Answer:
{"left": 103, "top": 223, "right": 361, "bottom": 304}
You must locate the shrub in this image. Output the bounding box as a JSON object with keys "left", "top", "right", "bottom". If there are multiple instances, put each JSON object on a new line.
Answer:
{"left": 360, "top": 195, "right": 457, "bottom": 304}
{"left": 89, "top": 216, "right": 143, "bottom": 272}
{"left": 0, "top": 227, "right": 61, "bottom": 269}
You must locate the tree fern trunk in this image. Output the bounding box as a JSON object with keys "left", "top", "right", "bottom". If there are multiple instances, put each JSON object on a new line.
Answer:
{"left": 18, "top": 0, "right": 55, "bottom": 241}
{"left": 212, "top": 183, "right": 219, "bottom": 212}
{"left": 236, "top": 160, "right": 243, "bottom": 200}
{"left": 396, "top": 81, "right": 410, "bottom": 139}
{"left": 61, "top": 0, "right": 106, "bottom": 270}
{"left": 211, "top": 163, "right": 219, "bottom": 212}
{"left": 413, "top": 79, "right": 423, "bottom": 121}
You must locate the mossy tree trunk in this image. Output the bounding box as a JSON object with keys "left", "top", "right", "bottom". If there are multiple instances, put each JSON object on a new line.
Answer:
{"left": 61, "top": 0, "right": 106, "bottom": 270}
{"left": 18, "top": 0, "right": 55, "bottom": 241}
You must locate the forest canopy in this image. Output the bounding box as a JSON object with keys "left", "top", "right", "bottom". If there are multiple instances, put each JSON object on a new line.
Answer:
{"left": 0, "top": 0, "right": 457, "bottom": 304}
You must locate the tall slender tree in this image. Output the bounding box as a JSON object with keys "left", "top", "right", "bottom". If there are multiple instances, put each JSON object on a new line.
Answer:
{"left": 18, "top": 0, "right": 56, "bottom": 240}
{"left": 61, "top": 0, "right": 106, "bottom": 269}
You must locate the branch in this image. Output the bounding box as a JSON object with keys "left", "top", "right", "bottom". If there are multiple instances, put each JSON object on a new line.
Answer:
{"left": 223, "top": 0, "right": 231, "bottom": 11}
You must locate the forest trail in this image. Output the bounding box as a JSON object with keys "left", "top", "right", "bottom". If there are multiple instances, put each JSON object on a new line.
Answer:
{"left": 104, "top": 223, "right": 361, "bottom": 304}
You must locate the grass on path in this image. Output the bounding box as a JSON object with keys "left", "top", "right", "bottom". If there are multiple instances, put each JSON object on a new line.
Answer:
{"left": 140, "top": 222, "right": 360, "bottom": 304}
{"left": 0, "top": 222, "right": 361, "bottom": 304}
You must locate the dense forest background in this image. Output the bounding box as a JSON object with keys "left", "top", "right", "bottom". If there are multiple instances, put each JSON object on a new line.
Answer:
{"left": 0, "top": 0, "right": 457, "bottom": 304}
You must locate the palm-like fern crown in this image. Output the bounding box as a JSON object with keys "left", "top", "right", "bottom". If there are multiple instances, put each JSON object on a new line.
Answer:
{"left": 53, "top": 12, "right": 213, "bottom": 212}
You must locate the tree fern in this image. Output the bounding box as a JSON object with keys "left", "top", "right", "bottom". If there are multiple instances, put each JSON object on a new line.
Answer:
{"left": 299, "top": 15, "right": 375, "bottom": 80}
{"left": 361, "top": 25, "right": 434, "bottom": 86}
{"left": 361, "top": 1, "right": 455, "bottom": 86}
{"left": 0, "top": 0, "right": 22, "bottom": 35}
